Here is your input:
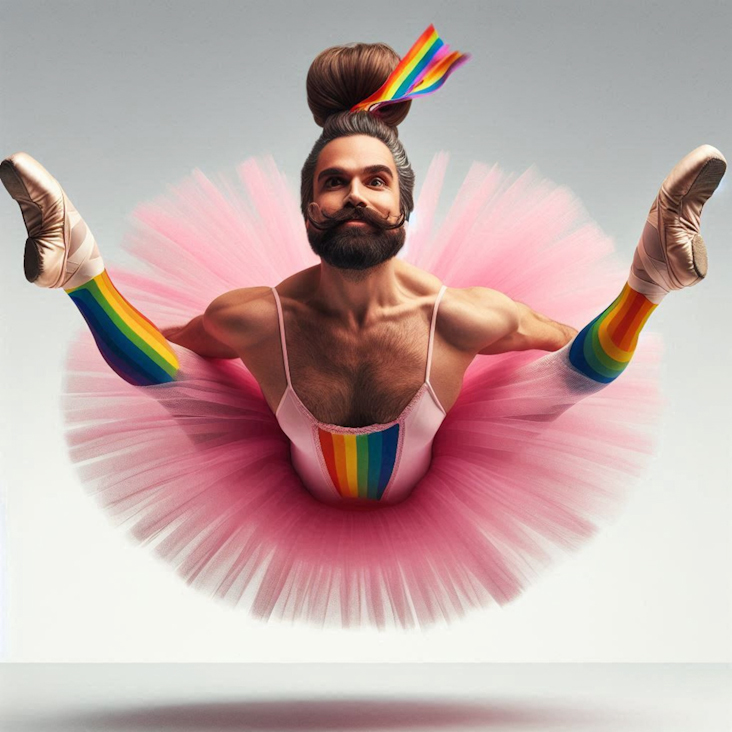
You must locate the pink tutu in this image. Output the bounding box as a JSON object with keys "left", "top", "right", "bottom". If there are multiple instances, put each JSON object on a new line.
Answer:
{"left": 62, "top": 154, "right": 663, "bottom": 629}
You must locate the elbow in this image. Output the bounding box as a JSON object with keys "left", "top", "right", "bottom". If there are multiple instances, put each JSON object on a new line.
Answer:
{"left": 173, "top": 313, "right": 240, "bottom": 359}
{"left": 540, "top": 325, "right": 577, "bottom": 352}
{"left": 556, "top": 325, "right": 578, "bottom": 350}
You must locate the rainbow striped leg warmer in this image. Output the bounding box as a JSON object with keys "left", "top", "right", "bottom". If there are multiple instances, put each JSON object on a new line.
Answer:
{"left": 65, "top": 270, "right": 179, "bottom": 386}
{"left": 568, "top": 282, "right": 657, "bottom": 383}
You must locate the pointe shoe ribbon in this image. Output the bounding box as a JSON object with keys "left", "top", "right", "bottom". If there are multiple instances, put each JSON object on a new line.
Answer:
{"left": 629, "top": 144, "right": 727, "bottom": 303}
{"left": 0, "top": 152, "right": 104, "bottom": 288}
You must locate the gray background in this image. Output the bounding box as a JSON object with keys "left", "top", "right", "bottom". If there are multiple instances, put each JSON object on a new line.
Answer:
{"left": 0, "top": 1, "right": 730, "bottom": 661}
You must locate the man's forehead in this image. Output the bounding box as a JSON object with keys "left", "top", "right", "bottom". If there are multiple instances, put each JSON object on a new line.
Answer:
{"left": 315, "top": 135, "right": 397, "bottom": 175}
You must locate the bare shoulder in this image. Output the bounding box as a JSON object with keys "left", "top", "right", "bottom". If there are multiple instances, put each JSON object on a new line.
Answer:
{"left": 205, "top": 285, "right": 275, "bottom": 321}
{"left": 438, "top": 285, "right": 519, "bottom": 354}
{"left": 203, "top": 286, "right": 277, "bottom": 347}
{"left": 204, "top": 266, "right": 320, "bottom": 344}
{"left": 393, "top": 261, "right": 519, "bottom": 353}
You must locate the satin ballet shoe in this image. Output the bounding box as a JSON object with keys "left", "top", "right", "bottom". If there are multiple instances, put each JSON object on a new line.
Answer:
{"left": 629, "top": 144, "right": 727, "bottom": 303}
{"left": 0, "top": 152, "right": 104, "bottom": 289}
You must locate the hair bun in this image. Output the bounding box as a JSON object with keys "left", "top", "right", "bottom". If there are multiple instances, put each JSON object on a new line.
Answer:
{"left": 306, "top": 42, "right": 411, "bottom": 128}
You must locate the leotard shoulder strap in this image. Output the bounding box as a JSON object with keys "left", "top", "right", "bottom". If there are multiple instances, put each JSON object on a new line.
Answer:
{"left": 271, "top": 287, "right": 292, "bottom": 388}
{"left": 272, "top": 283, "right": 447, "bottom": 389}
{"left": 426, "top": 284, "right": 447, "bottom": 385}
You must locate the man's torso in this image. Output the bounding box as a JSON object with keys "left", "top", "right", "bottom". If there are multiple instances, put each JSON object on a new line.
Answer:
{"left": 213, "top": 260, "right": 492, "bottom": 428}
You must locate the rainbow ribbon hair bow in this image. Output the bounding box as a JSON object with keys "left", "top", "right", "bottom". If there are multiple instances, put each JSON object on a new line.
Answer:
{"left": 350, "top": 24, "right": 470, "bottom": 114}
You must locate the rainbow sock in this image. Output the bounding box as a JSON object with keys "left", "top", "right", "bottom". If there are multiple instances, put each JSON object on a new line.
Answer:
{"left": 568, "top": 282, "right": 657, "bottom": 383}
{"left": 65, "top": 270, "right": 179, "bottom": 385}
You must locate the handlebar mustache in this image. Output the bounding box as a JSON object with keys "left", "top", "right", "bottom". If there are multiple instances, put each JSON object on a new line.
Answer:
{"left": 306, "top": 204, "right": 406, "bottom": 232}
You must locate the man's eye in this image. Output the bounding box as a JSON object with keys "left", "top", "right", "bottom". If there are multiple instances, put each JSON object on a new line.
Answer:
{"left": 324, "top": 177, "right": 344, "bottom": 188}
{"left": 370, "top": 178, "right": 386, "bottom": 187}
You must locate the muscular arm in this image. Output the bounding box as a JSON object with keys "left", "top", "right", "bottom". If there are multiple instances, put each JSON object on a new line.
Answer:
{"left": 478, "top": 299, "right": 578, "bottom": 354}
{"left": 446, "top": 286, "right": 577, "bottom": 356}
{"left": 162, "top": 287, "right": 267, "bottom": 359}
{"left": 162, "top": 313, "right": 239, "bottom": 359}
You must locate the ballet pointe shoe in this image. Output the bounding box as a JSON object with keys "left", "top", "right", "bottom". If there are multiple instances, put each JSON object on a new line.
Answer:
{"left": 629, "top": 144, "right": 727, "bottom": 303}
{"left": 0, "top": 152, "right": 104, "bottom": 289}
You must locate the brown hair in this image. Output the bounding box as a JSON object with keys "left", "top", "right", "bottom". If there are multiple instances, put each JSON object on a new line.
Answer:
{"left": 306, "top": 42, "right": 411, "bottom": 128}
{"left": 301, "top": 42, "right": 415, "bottom": 220}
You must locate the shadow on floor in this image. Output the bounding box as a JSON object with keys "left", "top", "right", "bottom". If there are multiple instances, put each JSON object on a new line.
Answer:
{"left": 10, "top": 697, "right": 614, "bottom": 731}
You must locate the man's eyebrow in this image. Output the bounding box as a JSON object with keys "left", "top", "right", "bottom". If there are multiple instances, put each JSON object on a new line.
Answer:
{"left": 363, "top": 165, "right": 394, "bottom": 177}
{"left": 317, "top": 167, "right": 345, "bottom": 183}
{"left": 316, "top": 165, "right": 394, "bottom": 183}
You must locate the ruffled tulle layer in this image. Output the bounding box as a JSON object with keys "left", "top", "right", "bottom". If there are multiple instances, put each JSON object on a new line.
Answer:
{"left": 62, "top": 155, "right": 663, "bottom": 628}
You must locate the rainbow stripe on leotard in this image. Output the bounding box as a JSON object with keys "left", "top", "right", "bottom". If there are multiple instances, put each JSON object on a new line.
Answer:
{"left": 65, "top": 270, "right": 179, "bottom": 385}
{"left": 318, "top": 424, "right": 400, "bottom": 501}
{"left": 569, "top": 283, "right": 657, "bottom": 383}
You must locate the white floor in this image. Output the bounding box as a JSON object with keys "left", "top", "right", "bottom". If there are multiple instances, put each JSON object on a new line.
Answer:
{"left": 0, "top": 664, "right": 729, "bottom": 731}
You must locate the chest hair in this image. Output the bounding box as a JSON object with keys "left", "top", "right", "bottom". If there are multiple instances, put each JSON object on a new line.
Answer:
{"left": 285, "top": 311, "right": 431, "bottom": 427}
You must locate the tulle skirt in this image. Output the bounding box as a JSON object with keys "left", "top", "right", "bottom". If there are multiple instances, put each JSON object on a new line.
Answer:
{"left": 62, "top": 154, "right": 663, "bottom": 629}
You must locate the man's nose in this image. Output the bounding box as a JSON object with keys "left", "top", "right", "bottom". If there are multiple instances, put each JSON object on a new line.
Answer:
{"left": 344, "top": 181, "right": 368, "bottom": 207}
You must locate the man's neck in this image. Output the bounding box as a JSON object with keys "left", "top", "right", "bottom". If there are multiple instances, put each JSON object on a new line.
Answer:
{"left": 313, "top": 259, "right": 404, "bottom": 328}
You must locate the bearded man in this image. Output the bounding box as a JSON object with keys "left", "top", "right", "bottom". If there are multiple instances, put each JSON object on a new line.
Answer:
{"left": 1, "top": 30, "right": 725, "bottom": 626}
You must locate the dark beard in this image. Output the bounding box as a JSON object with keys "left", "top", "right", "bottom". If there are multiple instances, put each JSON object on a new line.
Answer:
{"left": 306, "top": 205, "right": 407, "bottom": 271}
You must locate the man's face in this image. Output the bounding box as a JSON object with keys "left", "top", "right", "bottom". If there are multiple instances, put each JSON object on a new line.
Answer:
{"left": 306, "top": 135, "right": 406, "bottom": 271}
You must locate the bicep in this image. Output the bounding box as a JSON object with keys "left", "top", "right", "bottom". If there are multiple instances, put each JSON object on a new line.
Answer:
{"left": 478, "top": 300, "right": 576, "bottom": 354}
{"left": 202, "top": 297, "right": 238, "bottom": 346}
{"left": 448, "top": 287, "right": 521, "bottom": 355}
{"left": 202, "top": 286, "right": 272, "bottom": 352}
{"left": 477, "top": 301, "right": 532, "bottom": 354}
{"left": 472, "top": 292, "right": 524, "bottom": 354}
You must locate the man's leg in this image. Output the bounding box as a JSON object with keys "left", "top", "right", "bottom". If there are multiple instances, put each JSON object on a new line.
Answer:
{"left": 65, "top": 271, "right": 180, "bottom": 386}
{"left": 569, "top": 144, "right": 725, "bottom": 386}
{"left": 566, "top": 282, "right": 656, "bottom": 385}
{"left": 1, "top": 152, "right": 180, "bottom": 386}
{"left": 518, "top": 145, "right": 726, "bottom": 418}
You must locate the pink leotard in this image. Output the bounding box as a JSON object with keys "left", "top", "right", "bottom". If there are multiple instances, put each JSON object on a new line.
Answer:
{"left": 272, "top": 285, "right": 448, "bottom": 506}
